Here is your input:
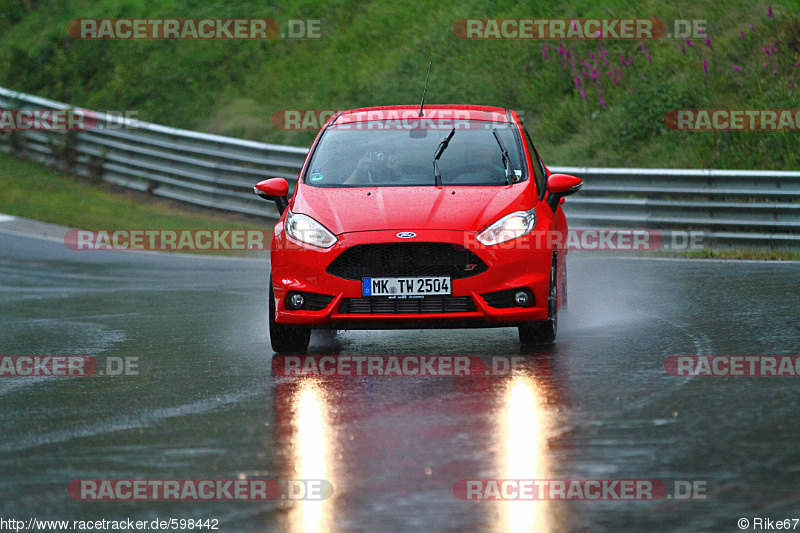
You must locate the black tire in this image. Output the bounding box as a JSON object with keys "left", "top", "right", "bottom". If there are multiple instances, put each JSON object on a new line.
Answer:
{"left": 518, "top": 255, "right": 558, "bottom": 345}
{"left": 269, "top": 275, "right": 310, "bottom": 354}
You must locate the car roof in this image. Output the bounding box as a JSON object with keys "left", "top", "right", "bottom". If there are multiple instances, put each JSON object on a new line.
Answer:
{"left": 333, "top": 105, "right": 510, "bottom": 125}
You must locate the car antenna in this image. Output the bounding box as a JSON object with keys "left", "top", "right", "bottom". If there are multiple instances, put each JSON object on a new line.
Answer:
{"left": 418, "top": 62, "right": 432, "bottom": 117}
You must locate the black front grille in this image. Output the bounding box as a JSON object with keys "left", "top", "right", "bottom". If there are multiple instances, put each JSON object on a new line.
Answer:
{"left": 326, "top": 243, "right": 488, "bottom": 280}
{"left": 339, "top": 296, "right": 477, "bottom": 314}
{"left": 303, "top": 292, "right": 334, "bottom": 311}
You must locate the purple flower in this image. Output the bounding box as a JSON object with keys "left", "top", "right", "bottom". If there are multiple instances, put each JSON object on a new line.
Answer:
{"left": 680, "top": 44, "right": 686, "bottom": 55}
{"left": 750, "top": 24, "right": 755, "bottom": 30}
{"left": 628, "top": 55, "right": 634, "bottom": 65}
{"left": 768, "top": 6, "right": 773, "bottom": 18}
{"left": 574, "top": 77, "right": 581, "bottom": 88}
{"left": 765, "top": 46, "right": 770, "bottom": 58}
{"left": 740, "top": 31, "right": 745, "bottom": 40}
{"left": 620, "top": 53, "right": 626, "bottom": 65}
{"left": 796, "top": 62, "right": 800, "bottom": 67}
{"left": 580, "top": 87, "right": 586, "bottom": 99}
{"left": 686, "top": 37, "right": 693, "bottom": 47}
{"left": 705, "top": 38, "right": 711, "bottom": 48}
{"left": 732, "top": 63, "right": 743, "bottom": 73}
{"left": 764, "top": 62, "right": 768, "bottom": 67}
{"left": 773, "top": 65, "right": 778, "bottom": 75}
{"left": 599, "top": 96, "right": 606, "bottom": 108}
{"left": 702, "top": 57, "right": 708, "bottom": 77}
{"left": 770, "top": 45, "right": 776, "bottom": 54}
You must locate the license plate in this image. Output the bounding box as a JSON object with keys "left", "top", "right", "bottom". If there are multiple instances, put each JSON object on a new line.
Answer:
{"left": 362, "top": 277, "right": 451, "bottom": 297}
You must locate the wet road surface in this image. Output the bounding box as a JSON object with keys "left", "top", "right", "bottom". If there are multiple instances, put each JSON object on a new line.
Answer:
{"left": 1, "top": 229, "right": 799, "bottom": 532}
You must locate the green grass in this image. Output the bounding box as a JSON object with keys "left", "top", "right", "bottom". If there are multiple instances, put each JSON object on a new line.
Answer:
{"left": 0, "top": 153, "right": 271, "bottom": 254}
{"left": 0, "top": 0, "right": 798, "bottom": 169}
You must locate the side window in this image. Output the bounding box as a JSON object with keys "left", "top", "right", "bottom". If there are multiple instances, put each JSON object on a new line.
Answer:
{"left": 523, "top": 128, "right": 547, "bottom": 199}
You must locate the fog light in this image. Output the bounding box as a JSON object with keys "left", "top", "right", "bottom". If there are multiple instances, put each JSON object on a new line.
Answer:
{"left": 287, "top": 292, "right": 305, "bottom": 310}
{"left": 514, "top": 290, "right": 530, "bottom": 307}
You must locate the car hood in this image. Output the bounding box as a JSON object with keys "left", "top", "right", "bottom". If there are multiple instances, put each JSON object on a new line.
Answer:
{"left": 291, "top": 184, "right": 531, "bottom": 234}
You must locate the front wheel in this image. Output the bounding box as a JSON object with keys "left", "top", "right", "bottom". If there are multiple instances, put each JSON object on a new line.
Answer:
{"left": 518, "top": 256, "right": 558, "bottom": 345}
{"left": 269, "top": 276, "right": 310, "bottom": 353}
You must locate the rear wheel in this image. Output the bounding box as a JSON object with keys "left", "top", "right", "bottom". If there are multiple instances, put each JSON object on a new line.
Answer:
{"left": 518, "top": 255, "right": 558, "bottom": 345}
{"left": 269, "top": 275, "right": 310, "bottom": 353}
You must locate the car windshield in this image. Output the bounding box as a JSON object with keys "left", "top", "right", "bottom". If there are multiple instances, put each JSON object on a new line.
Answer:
{"left": 303, "top": 120, "right": 526, "bottom": 187}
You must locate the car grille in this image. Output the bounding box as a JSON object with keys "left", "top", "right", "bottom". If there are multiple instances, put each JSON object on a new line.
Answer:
{"left": 326, "top": 243, "right": 488, "bottom": 280}
{"left": 339, "top": 296, "right": 477, "bottom": 314}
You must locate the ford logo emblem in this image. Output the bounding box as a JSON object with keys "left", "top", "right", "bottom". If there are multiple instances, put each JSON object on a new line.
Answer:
{"left": 396, "top": 232, "right": 416, "bottom": 239}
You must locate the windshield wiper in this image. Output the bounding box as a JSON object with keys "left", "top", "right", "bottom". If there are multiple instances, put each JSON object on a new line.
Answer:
{"left": 432, "top": 128, "right": 456, "bottom": 186}
{"left": 492, "top": 128, "right": 515, "bottom": 185}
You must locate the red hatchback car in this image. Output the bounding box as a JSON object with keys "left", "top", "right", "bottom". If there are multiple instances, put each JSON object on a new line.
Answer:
{"left": 255, "top": 105, "right": 582, "bottom": 353}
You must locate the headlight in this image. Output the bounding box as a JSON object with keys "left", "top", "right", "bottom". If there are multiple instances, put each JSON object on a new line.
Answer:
{"left": 476, "top": 208, "right": 536, "bottom": 246}
{"left": 285, "top": 210, "right": 337, "bottom": 248}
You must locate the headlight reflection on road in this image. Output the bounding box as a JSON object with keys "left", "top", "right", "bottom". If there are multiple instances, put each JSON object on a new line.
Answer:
{"left": 289, "top": 379, "right": 333, "bottom": 533}
{"left": 503, "top": 375, "right": 551, "bottom": 532}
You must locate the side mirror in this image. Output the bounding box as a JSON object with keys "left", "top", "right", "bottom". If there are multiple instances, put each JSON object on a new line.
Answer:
{"left": 546, "top": 173, "right": 582, "bottom": 211}
{"left": 254, "top": 178, "right": 289, "bottom": 214}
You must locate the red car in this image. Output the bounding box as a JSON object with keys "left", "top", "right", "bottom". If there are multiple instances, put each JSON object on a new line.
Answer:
{"left": 255, "top": 105, "right": 582, "bottom": 353}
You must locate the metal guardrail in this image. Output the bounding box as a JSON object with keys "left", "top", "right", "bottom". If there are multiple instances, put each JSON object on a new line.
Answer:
{"left": 0, "top": 87, "right": 308, "bottom": 218}
{"left": 1, "top": 86, "right": 798, "bottom": 248}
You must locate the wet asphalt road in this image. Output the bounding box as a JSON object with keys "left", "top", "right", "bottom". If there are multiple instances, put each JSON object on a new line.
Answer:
{"left": 1, "top": 228, "right": 799, "bottom": 532}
